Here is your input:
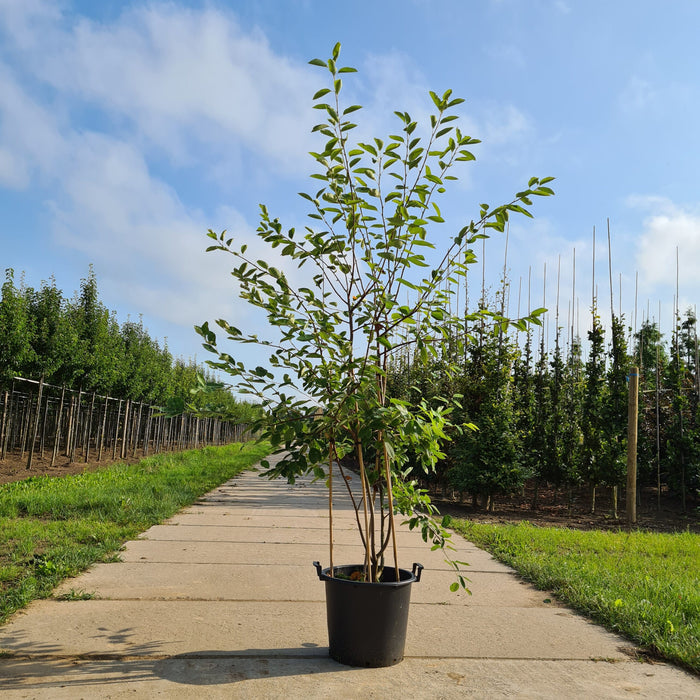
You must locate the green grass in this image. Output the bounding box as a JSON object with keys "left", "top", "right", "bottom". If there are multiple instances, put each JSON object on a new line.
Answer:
{"left": 451, "top": 520, "right": 700, "bottom": 674}
{"left": 0, "top": 441, "right": 271, "bottom": 625}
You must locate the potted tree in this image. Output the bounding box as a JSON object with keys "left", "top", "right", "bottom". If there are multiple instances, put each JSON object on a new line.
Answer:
{"left": 197, "top": 43, "right": 553, "bottom": 667}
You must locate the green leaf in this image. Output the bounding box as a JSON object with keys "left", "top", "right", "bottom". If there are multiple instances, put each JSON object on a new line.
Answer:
{"left": 308, "top": 58, "right": 326, "bottom": 67}
{"left": 313, "top": 88, "right": 331, "bottom": 100}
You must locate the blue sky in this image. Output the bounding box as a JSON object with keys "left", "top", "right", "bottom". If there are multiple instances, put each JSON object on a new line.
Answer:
{"left": 1, "top": 0, "right": 699, "bottom": 369}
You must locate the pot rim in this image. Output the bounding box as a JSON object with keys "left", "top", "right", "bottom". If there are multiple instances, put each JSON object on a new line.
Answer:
{"left": 313, "top": 561, "right": 423, "bottom": 586}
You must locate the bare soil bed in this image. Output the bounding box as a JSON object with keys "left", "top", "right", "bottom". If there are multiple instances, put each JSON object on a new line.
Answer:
{"left": 0, "top": 451, "right": 154, "bottom": 485}
{"left": 433, "top": 481, "right": 699, "bottom": 534}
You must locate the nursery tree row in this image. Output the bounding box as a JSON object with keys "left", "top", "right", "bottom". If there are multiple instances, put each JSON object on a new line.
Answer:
{"left": 0, "top": 266, "right": 255, "bottom": 420}
{"left": 388, "top": 300, "right": 700, "bottom": 514}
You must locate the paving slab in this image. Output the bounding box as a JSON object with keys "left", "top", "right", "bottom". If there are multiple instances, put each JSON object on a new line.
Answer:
{"left": 135, "top": 523, "right": 446, "bottom": 549}
{"left": 116, "top": 538, "right": 500, "bottom": 569}
{"left": 52, "top": 561, "right": 552, "bottom": 608}
{"left": 0, "top": 598, "right": 636, "bottom": 660}
{"left": 1, "top": 460, "right": 698, "bottom": 698}
{"left": 1, "top": 657, "right": 695, "bottom": 700}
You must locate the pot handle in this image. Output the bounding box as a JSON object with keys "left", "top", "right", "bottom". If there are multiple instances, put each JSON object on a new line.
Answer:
{"left": 412, "top": 562, "right": 424, "bottom": 582}
{"left": 313, "top": 561, "right": 323, "bottom": 579}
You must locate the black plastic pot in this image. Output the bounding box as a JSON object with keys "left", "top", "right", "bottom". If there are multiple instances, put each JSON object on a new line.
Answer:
{"left": 313, "top": 561, "right": 423, "bottom": 667}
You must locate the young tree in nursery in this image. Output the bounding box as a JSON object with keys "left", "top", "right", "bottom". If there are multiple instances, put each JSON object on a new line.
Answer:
{"left": 0, "top": 269, "right": 35, "bottom": 386}
{"left": 67, "top": 267, "right": 124, "bottom": 394}
{"left": 449, "top": 314, "right": 523, "bottom": 511}
{"left": 530, "top": 330, "right": 553, "bottom": 507}
{"left": 386, "top": 332, "right": 463, "bottom": 496}
{"left": 25, "top": 277, "right": 80, "bottom": 385}
{"left": 511, "top": 328, "right": 536, "bottom": 487}
{"left": 665, "top": 310, "right": 700, "bottom": 510}
{"left": 580, "top": 306, "right": 607, "bottom": 513}
{"left": 633, "top": 320, "right": 671, "bottom": 488}
{"left": 542, "top": 323, "right": 569, "bottom": 494}
{"left": 196, "top": 43, "right": 553, "bottom": 582}
{"left": 600, "top": 313, "right": 631, "bottom": 516}
{"left": 181, "top": 373, "right": 264, "bottom": 423}
{"left": 678, "top": 310, "right": 700, "bottom": 502}
{"left": 557, "top": 335, "right": 585, "bottom": 506}
{"left": 117, "top": 318, "right": 172, "bottom": 403}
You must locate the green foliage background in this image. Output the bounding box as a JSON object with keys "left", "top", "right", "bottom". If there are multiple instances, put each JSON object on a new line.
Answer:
{"left": 0, "top": 266, "right": 256, "bottom": 422}
{"left": 388, "top": 302, "right": 700, "bottom": 510}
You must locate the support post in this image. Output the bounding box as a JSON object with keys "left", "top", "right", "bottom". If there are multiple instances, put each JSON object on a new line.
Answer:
{"left": 26, "top": 376, "right": 44, "bottom": 470}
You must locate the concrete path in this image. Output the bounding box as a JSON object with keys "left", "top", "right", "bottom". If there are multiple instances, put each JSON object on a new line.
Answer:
{"left": 1, "top": 456, "right": 698, "bottom": 698}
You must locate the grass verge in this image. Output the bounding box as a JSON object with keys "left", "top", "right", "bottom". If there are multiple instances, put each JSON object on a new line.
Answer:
{"left": 451, "top": 520, "right": 700, "bottom": 675}
{"left": 0, "top": 441, "right": 271, "bottom": 625}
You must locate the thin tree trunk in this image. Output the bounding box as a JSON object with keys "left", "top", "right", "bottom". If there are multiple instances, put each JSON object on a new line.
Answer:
{"left": 112, "top": 400, "right": 122, "bottom": 460}
{"left": 51, "top": 386, "right": 66, "bottom": 467}
{"left": 39, "top": 390, "right": 50, "bottom": 459}
{"left": 0, "top": 390, "right": 9, "bottom": 461}
{"left": 70, "top": 390, "right": 82, "bottom": 462}
{"left": 84, "top": 392, "right": 96, "bottom": 463}
{"left": 26, "top": 376, "right": 44, "bottom": 470}
{"left": 120, "top": 399, "right": 130, "bottom": 460}
{"left": 98, "top": 397, "right": 109, "bottom": 462}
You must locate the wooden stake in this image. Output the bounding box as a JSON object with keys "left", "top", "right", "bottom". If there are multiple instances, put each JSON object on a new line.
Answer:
{"left": 70, "top": 390, "right": 82, "bottom": 463}
{"left": 50, "top": 386, "right": 65, "bottom": 467}
{"left": 634, "top": 272, "right": 639, "bottom": 363}
{"left": 98, "top": 397, "right": 108, "bottom": 461}
{"left": 84, "top": 392, "right": 96, "bottom": 463}
{"left": 0, "top": 390, "right": 8, "bottom": 461}
{"left": 26, "top": 376, "right": 44, "bottom": 470}
{"left": 112, "top": 400, "right": 122, "bottom": 460}
{"left": 120, "top": 399, "right": 130, "bottom": 460}
{"left": 328, "top": 442, "right": 334, "bottom": 578}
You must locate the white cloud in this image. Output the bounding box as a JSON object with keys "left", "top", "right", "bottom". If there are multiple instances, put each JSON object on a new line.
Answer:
{"left": 618, "top": 75, "right": 658, "bottom": 113}
{"left": 1, "top": 2, "right": 318, "bottom": 175}
{"left": 0, "top": 0, "right": 61, "bottom": 46}
{"left": 0, "top": 1, "right": 546, "bottom": 360}
{"left": 0, "top": 3, "right": 325, "bottom": 337}
{"left": 482, "top": 104, "right": 532, "bottom": 146}
{"left": 47, "top": 131, "right": 239, "bottom": 326}
{"left": 0, "top": 146, "right": 28, "bottom": 188}
{"left": 347, "top": 50, "right": 534, "bottom": 191}
{"left": 631, "top": 196, "right": 700, "bottom": 294}
{"left": 484, "top": 43, "right": 526, "bottom": 68}
{"left": 0, "top": 64, "right": 66, "bottom": 183}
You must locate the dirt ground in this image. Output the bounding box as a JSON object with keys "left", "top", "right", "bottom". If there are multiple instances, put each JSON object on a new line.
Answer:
{"left": 0, "top": 450, "right": 154, "bottom": 485}
{"left": 433, "top": 482, "right": 699, "bottom": 534}
{"left": 1, "top": 452, "right": 697, "bottom": 533}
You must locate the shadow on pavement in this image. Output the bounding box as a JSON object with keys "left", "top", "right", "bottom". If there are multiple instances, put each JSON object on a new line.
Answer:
{"left": 0, "top": 648, "right": 349, "bottom": 691}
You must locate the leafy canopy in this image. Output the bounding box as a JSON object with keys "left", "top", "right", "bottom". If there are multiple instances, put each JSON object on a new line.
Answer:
{"left": 197, "top": 43, "right": 553, "bottom": 584}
